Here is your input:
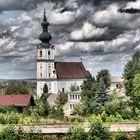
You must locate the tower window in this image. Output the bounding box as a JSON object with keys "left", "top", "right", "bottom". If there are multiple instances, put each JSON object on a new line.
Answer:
{"left": 48, "top": 51, "right": 50, "bottom": 55}
{"left": 40, "top": 73, "right": 42, "bottom": 77}
{"left": 40, "top": 50, "right": 42, "bottom": 57}
{"left": 49, "top": 73, "right": 51, "bottom": 77}
{"left": 48, "top": 51, "right": 50, "bottom": 59}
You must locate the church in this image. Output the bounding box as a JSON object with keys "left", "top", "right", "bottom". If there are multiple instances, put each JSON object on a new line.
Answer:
{"left": 37, "top": 11, "right": 88, "bottom": 97}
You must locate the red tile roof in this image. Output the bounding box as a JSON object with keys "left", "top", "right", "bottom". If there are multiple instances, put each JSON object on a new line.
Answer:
{"left": 55, "top": 62, "right": 88, "bottom": 79}
{"left": 0, "top": 94, "right": 33, "bottom": 106}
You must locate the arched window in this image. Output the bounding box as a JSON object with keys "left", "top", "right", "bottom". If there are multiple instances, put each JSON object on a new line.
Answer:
{"left": 40, "top": 50, "right": 42, "bottom": 57}
{"left": 48, "top": 51, "right": 50, "bottom": 55}
{"left": 48, "top": 51, "right": 50, "bottom": 59}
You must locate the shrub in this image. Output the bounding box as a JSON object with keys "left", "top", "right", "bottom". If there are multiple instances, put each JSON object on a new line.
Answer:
{"left": 6, "top": 112, "right": 20, "bottom": 124}
{"left": 63, "top": 125, "right": 87, "bottom": 140}
{"left": 0, "top": 125, "right": 20, "bottom": 140}
{"left": 105, "top": 114, "right": 124, "bottom": 122}
{"left": 0, "top": 114, "right": 6, "bottom": 124}
{"left": 115, "top": 130, "right": 128, "bottom": 140}
{"left": 134, "top": 127, "right": 140, "bottom": 140}
{"left": 88, "top": 115, "right": 112, "bottom": 140}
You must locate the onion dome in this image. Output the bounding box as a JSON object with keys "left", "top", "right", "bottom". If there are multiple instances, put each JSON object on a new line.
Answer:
{"left": 39, "top": 10, "right": 52, "bottom": 43}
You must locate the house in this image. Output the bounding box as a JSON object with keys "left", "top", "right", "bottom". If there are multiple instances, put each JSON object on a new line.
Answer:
{"left": 0, "top": 94, "right": 35, "bottom": 112}
{"left": 40, "top": 93, "right": 59, "bottom": 106}
{"left": 65, "top": 91, "right": 81, "bottom": 116}
{"left": 36, "top": 10, "right": 88, "bottom": 97}
{"left": 110, "top": 76, "right": 124, "bottom": 90}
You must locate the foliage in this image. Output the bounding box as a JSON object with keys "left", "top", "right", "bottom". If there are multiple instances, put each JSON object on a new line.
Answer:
{"left": 0, "top": 125, "right": 20, "bottom": 140}
{"left": 70, "top": 83, "right": 79, "bottom": 91}
{"left": 0, "top": 106, "right": 18, "bottom": 114}
{"left": 88, "top": 115, "right": 111, "bottom": 140}
{"left": 73, "top": 103, "right": 84, "bottom": 116}
{"left": 55, "top": 92, "right": 68, "bottom": 107}
{"left": 132, "top": 74, "right": 140, "bottom": 113}
{"left": 115, "top": 130, "right": 128, "bottom": 140}
{"left": 34, "top": 98, "right": 50, "bottom": 116}
{"left": 80, "top": 74, "right": 97, "bottom": 115}
{"left": 96, "top": 69, "right": 110, "bottom": 89}
{"left": 0, "top": 125, "right": 44, "bottom": 140}
{"left": 49, "top": 106, "right": 64, "bottom": 119}
{"left": 63, "top": 125, "right": 87, "bottom": 140}
{"left": 5, "top": 80, "right": 31, "bottom": 95}
{"left": 134, "top": 127, "right": 140, "bottom": 140}
{"left": 81, "top": 73, "right": 96, "bottom": 100}
{"left": 43, "top": 83, "right": 48, "bottom": 93}
{"left": 95, "top": 79, "right": 109, "bottom": 106}
{"left": 123, "top": 51, "right": 140, "bottom": 97}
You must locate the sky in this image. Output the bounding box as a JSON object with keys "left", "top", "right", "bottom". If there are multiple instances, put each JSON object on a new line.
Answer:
{"left": 0, "top": 0, "right": 140, "bottom": 79}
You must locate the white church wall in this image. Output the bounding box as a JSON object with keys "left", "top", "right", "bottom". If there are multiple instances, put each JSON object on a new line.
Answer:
{"left": 37, "top": 79, "right": 85, "bottom": 97}
{"left": 57, "top": 79, "right": 85, "bottom": 93}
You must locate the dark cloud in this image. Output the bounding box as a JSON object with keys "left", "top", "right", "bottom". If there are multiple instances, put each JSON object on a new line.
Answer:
{"left": 119, "top": 8, "right": 140, "bottom": 14}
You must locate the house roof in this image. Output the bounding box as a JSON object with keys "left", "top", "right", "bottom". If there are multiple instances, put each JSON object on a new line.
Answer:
{"left": 0, "top": 94, "right": 34, "bottom": 106}
{"left": 55, "top": 62, "right": 88, "bottom": 79}
{"left": 41, "top": 93, "right": 59, "bottom": 106}
{"left": 110, "top": 76, "right": 124, "bottom": 83}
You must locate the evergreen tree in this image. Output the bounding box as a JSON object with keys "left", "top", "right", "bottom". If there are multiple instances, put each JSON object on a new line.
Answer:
{"left": 80, "top": 74, "right": 97, "bottom": 115}
{"left": 96, "top": 79, "right": 109, "bottom": 105}
{"left": 43, "top": 83, "right": 48, "bottom": 94}
{"left": 123, "top": 51, "right": 140, "bottom": 97}
{"left": 96, "top": 69, "right": 110, "bottom": 89}
{"left": 132, "top": 74, "right": 140, "bottom": 112}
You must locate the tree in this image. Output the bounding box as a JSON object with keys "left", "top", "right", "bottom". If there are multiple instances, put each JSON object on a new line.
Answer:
{"left": 55, "top": 92, "right": 68, "bottom": 107}
{"left": 131, "top": 74, "right": 140, "bottom": 113}
{"left": 73, "top": 103, "right": 84, "bottom": 116}
{"left": 88, "top": 115, "right": 111, "bottom": 140}
{"left": 96, "top": 79, "right": 109, "bottom": 105}
{"left": 34, "top": 97, "right": 50, "bottom": 116}
{"left": 70, "top": 83, "right": 79, "bottom": 91}
{"left": 5, "top": 80, "right": 31, "bottom": 95}
{"left": 96, "top": 69, "right": 110, "bottom": 89}
{"left": 80, "top": 74, "right": 97, "bottom": 115}
{"left": 81, "top": 73, "right": 96, "bottom": 100}
{"left": 123, "top": 51, "right": 140, "bottom": 97}
{"left": 43, "top": 83, "right": 48, "bottom": 94}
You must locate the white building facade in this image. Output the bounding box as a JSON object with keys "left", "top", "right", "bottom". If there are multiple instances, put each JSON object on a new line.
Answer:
{"left": 37, "top": 11, "right": 88, "bottom": 97}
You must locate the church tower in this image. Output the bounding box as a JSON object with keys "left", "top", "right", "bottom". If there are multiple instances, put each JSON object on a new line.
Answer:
{"left": 37, "top": 10, "right": 56, "bottom": 97}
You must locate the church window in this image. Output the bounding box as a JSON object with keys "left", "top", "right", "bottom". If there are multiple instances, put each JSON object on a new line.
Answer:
{"left": 48, "top": 51, "right": 50, "bottom": 59}
{"left": 62, "top": 88, "right": 65, "bottom": 93}
{"left": 40, "top": 65, "right": 42, "bottom": 69}
{"left": 40, "top": 73, "right": 42, "bottom": 77}
{"left": 48, "top": 51, "right": 50, "bottom": 55}
{"left": 48, "top": 66, "right": 51, "bottom": 77}
{"left": 40, "top": 50, "right": 42, "bottom": 57}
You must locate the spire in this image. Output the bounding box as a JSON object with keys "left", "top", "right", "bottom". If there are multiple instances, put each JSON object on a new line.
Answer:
{"left": 39, "top": 9, "right": 52, "bottom": 43}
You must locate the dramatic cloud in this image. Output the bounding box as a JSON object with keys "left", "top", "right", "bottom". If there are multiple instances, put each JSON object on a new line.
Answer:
{"left": 0, "top": 0, "right": 139, "bottom": 79}
{"left": 70, "top": 22, "right": 108, "bottom": 41}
